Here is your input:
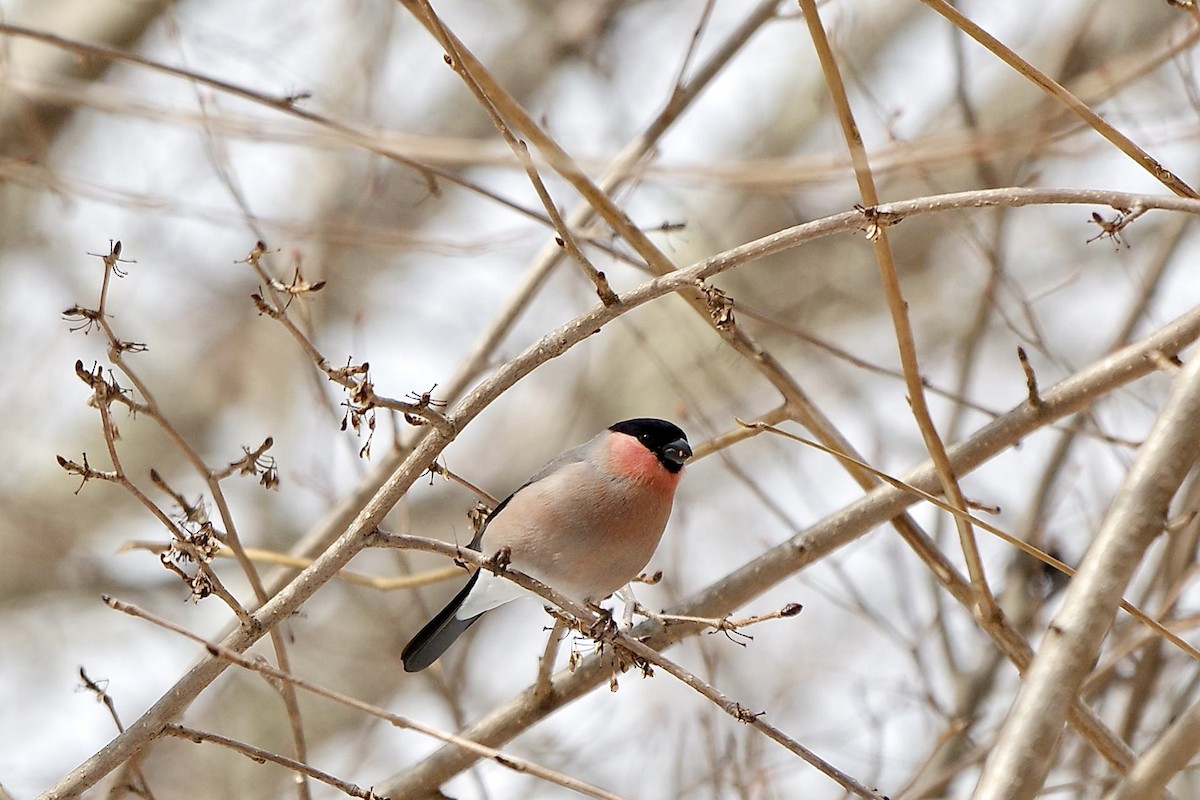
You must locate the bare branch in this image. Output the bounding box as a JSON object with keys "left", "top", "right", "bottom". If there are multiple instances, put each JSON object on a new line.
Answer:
{"left": 163, "top": 725, "right": 380, "bottom": 800}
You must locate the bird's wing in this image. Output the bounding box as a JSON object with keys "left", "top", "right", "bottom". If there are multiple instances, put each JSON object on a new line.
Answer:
{"left": 466, "top": 438, "right": 594, "bottom": 550}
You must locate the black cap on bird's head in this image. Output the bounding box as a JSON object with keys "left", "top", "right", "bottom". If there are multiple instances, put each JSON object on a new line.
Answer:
{"left": 609, "top": 418, "right": 692, "bottom": 474}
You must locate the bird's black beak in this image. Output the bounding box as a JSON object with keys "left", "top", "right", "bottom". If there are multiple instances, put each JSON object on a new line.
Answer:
{"left": 661, "top": 438, "right": 692, "bottom": 470}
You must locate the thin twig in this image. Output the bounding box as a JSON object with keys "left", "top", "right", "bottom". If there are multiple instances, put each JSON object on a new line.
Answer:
{"left": 163, "top": 725, "right": 379, "bottom": 800}
{"left": 77, "top": 668, "right": 158, "bottom": 800}
{"left": 1017, "top": 346, "right": 1042, "bottom": 406}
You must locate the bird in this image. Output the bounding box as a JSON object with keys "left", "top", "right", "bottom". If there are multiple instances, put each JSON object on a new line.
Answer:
{"left": 401, "top": 417, "right": 692, "bottom": 672}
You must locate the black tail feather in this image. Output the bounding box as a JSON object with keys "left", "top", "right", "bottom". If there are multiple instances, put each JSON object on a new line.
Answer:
{"left": 401, "top": 572, "right": 482, "bottom": 672}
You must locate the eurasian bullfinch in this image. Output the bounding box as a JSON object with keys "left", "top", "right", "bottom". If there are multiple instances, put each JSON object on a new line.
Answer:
{"left": 401, "top": 418, "right": 692, "bottom": 672}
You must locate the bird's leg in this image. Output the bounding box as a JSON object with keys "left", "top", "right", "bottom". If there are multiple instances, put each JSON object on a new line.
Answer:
{"left": 584, "top": 602, "right": 618, "bottom": 640}
{"left": 481, "top": 545, "right": 512, "bottom": 572}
